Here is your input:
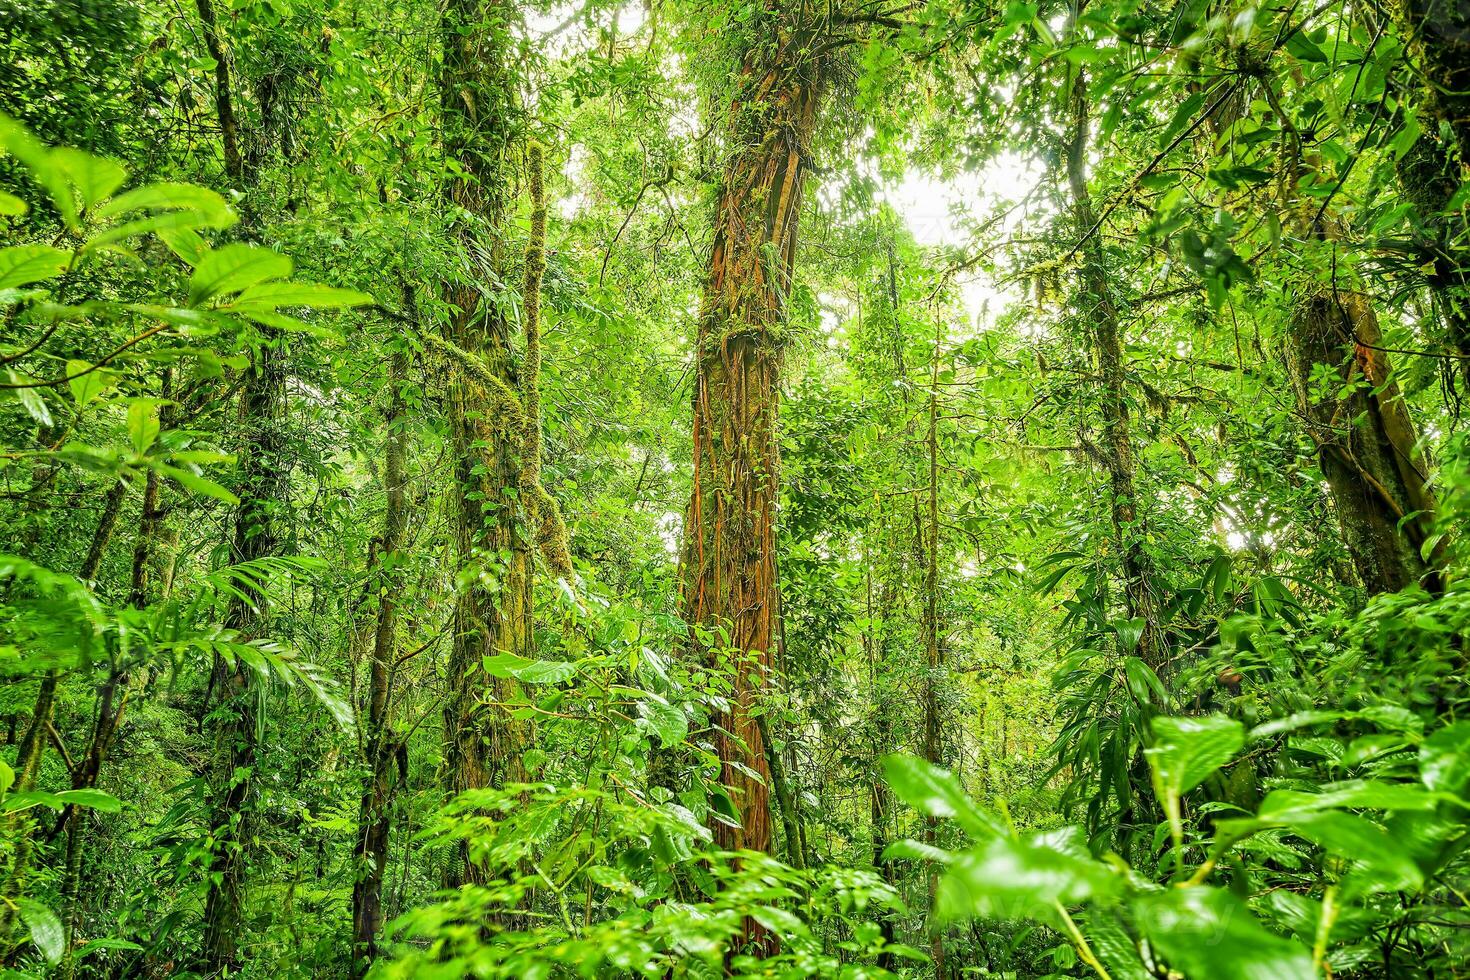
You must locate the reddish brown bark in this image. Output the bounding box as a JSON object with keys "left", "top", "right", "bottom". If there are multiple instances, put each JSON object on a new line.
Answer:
{"left": 1287, "top": 287, "right": 1442, "bottom": 595}
{"left": 678, "top": 12, "right": 826, "bottom": 955}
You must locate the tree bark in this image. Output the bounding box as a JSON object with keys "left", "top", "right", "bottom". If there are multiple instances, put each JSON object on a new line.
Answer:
{"left": 1392, "top": 129, "right": 1470, "bottom": 392}
{"left": 201, "top": 331, "right": 288, "bottom": 967}
{"left": 1064, "top": 70, "right": 1163, "bottom": 667}
{"left": 1287, "top": 285, "right": 1441, "bottom": 594}
{"left": 351, "top": 340, "right": 408, "bottom": 975}
{"left": 678, "top": 9, "right": 826, "bottom": 955}
{"left": 1397, "top": 0, "right": 1470, "bottom": 182}
{"left": 921, "top": 320, "right": 946, "bottom": 980}
{"left": 437, "top": 0, "right": 532, "bottom": 889}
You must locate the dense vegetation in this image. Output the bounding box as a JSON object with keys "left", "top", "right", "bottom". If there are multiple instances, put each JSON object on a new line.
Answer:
{"left": 3, "top": 0, "right": 1470, "bottom": 975}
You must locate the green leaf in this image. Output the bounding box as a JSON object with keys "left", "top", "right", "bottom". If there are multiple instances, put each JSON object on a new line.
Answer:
{"left": 0, "top": 244, "right": 70, "bottom": 290}
{"left": 49, "top": 147, "right": 128, "bottom": 209}
{"left": 85, "top": 209, "right": 232, "bottom": 252}
{"left": 67, "top": 361, "right": 113, "bottom": 406}
{"left": 1122, "top": 656, "right": 1166, "bottom": 704}
{"left": 0, "top": 112, "right": 77, "bottom": 228}
{"left": 882, "top": 838, "right": 954, "bottom": 864}
{"left": 1285, "top": 30, "right": 1329, "bottom": 63}
{"left": 0, "top": 190, "right": 26, "bottom": 216}
{"left": 0, "top": 760, "right": 13, "bottom": 797}
{"left": 228, "top": 282, "right": 373, "bottom": 310}
{"left": 1288, "top": 811, "right": 1423, "bottom": 894}
{"left": 6, "top": 371, "right": 52, "bottom": 426}
{"left": 513, "top": 659, "right": 577, "bottom": 684}
{"left": 937, "top": 827, "right": 1121, "bottom": 924}
{"left": 75, "top": 937, "right": 145, "bottom": 958}
{"left": 882, "top": 755, "right": 1007, "bottom": 840}
{"left": 479, "top": 652, "right": 573, "bottom": 683}
{"left": 154, "top": 463, "right": 238, "bottom": 504}
{"left": 16, "top": 898, "right": 64, "bottom": 963}
{"left": 158, "top": 227, "right": 210, "bottom": 265}
{"left": 189, "top": 244, "right": 292, "bottom": 307}
{"left": 1148, "top": 715, "right": 1244, "bottom": 798}
{"left": 1149, "top": 714, "right": 1244, "bottom": 851}
{"left": 1135, "top": 887, "right": 1314, "bottom": 980}
{"left": 1421, "top": 720, "right": 1470, "bottom": 797}
{"left": 641, "top": 699, "right": 688, "bottom": 747}
{"left": 1114, "top": 617, "right": 1145, "bottom": 652}
{"left": 54, "top": 788, "right": 122, "bottom": 812}
{"left": 127, "top": 400, "right": 160, "bottom": 454}
{"left": 96, "top": 181, "right": 233, "bottom": 225}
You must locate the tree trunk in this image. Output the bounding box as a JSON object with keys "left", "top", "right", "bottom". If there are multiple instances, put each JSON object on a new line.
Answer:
{"left": 0, "top": 480, "right": 127, "bottom": 951}
{"left": 1064, "top": 70, "right": 1162, "bottom": 667}
{"left": 678, "top": 11, "right": 825, "bottom": 956}
{"left": 1398, "top": 0, "right": 1470, "bottom": 185}
{"left": 1392, "top": 129, "right": 1470, "bottom": 392}
{"left": 201, "top": 332, "right": 288, "bottom": 968}
{"left": 1286, "top": 286, "right": 1441, "bottom": 594}
{"left": 351, "top": 340, "right": 409, "bottom": 975}
{"left": 437, "top": 0, "right": 532, "bottom": 890}
{"left": 921, "top": 325, "right": 946, "bottom": 979}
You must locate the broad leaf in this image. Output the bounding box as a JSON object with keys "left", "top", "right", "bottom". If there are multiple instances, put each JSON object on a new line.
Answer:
{"left": 882, "top": 755, "right": 1008, "bottom": 840}
{"left": 190, "top": 244, "right": 292, "bottom": 307}
{"left": 16, "top": 898, "right": 64, "bottom": 963}
{"left": 1136, "top": 887, "right": 1314, "bottom": 980}
{"left": 937, "top": 827, "right": 1121, "bottom": 924}
{"left": 0, "top": 244, "right": 70, "bottom": 290}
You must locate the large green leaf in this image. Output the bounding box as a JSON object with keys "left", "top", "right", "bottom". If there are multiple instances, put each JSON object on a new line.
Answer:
{"left": 0, "top": 113, "right": 76, "bottom": 227}
{"left": 96, "top": 181, "right": 234, "bottom": 225}
{"left": 882, "top": 755, "right": 1008, "bottom": 840}
{"left": 228, "top": 281, "right": 373, "bottom": 310}
{"left": 0, "top": 244, "right": 70, "bottom": 290}
{"left": 50, "top": 147, "right": 127, "bottom": 209}
{"left": 1136, "top": 887, "right": 1315, "bottom": 980}
{"left": 189, "top": 244, "right": 292, "bottom": 307}
{"left": 1421, "top": 721, "right": 1470, "bottom": 798}
{"left": 641, "top": 698, "right": 688, "bottom": 747}
{"left": 1148, "top": 715, "right": 1245, "bottom": 799}
{"left": 126, "top": 400, "right": 160, "bottom": 454}
{"left": 937, "top": 827, "right": 1121, "bottom": 925}
{"left": 16, "top": 898, "right": 64, "bottom": 963}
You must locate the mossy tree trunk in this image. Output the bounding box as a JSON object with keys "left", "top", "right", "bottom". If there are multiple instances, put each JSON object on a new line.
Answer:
{"left": 437, "top": 0, "right": 532, "bottom": 889}
{"left": 678, "top": 8, "right": 826, "bottom": 955}
{"left": 1064, "top": 69, "right": 1163, "bottom": 667}
{"left": 351, "top": 337, "right": 409, "bottom": 975}
{"left": 1287, "top": 284, "right": 1441, "bottom": 594}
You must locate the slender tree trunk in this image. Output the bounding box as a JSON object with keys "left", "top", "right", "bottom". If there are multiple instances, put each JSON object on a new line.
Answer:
{"left": 0, "top": 481, "right": 127, "bottom": 951}
{"left": 352, "top": 340, "right": 409, "bottom": 975}
{"left": 1064, "top": 70, "right": 1162, "bottom": 667}
{"left": 864, "top": 556, "right": 898, "bottom": 969}
{"left": 202, "top": 333, "right": 287, "bottom": 967}
{"left": 192, "top": 0, "right": 293, "bottom": 965}
{"left": 921, "top": 322, "right": 946, "bottom": 980}
{"left": 1393, "top": 130, "right": 1470, "bottom": 392}
{"left": 756, "top": 713, "right": 804, "bottom": 870}
{"left": 1397, "top": 0, "right": 1470, "bottom": 183}
{"left": 437, "top": 0, "right": 532, "bottom": 889}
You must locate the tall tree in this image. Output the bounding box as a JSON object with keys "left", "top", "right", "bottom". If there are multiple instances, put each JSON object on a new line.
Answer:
{"left": 351, "top": 328, "right": 409, "bottom": 974}
{"left": 191, "top": 0, "right": 296, "bottom": 964}
{"left": 1063, "top": 66, "right": 1163, "bottom": 666}
{"left": 679, "top": 5, "right": 828, "bottom": 883}
{"left": 437, "top": 0, "right": 532, "bottom": 888}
